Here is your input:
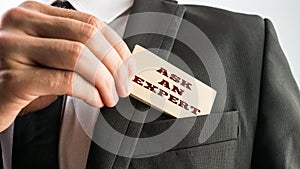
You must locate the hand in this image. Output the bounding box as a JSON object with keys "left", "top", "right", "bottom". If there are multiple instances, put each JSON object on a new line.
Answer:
{"left": 0, "top": 1, "right": 134, "bottom": 132}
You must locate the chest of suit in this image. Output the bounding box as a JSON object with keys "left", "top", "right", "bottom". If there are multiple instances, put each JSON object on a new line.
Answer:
{"left": 12, "top": 0, "right": 266, "bottom": 169}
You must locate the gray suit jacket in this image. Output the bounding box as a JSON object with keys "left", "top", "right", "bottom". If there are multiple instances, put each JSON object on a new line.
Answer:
{"left": 11, "top": 0, "right": 300, "bottom": 169}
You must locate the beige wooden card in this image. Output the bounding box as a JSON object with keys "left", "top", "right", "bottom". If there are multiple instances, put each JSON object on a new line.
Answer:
{"left": 130, "top": 45, "right": 217, "bottom": 118}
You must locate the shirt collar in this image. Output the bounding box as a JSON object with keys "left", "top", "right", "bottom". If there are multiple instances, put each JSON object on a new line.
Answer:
{"left": 42, "top": 0, "right": 134, "bottom": 23}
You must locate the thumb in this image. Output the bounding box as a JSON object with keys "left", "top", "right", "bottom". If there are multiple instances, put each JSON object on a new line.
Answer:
{"left": 19, "top": 95, "right": 59, "bottom": 116}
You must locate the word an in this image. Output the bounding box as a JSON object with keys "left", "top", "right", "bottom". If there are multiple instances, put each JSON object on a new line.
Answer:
{"left": 132, "top": 75, "right": 201, "bottom": 115}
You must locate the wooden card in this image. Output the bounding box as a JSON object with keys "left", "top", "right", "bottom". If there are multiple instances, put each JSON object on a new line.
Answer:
{"left": 130, "top": 45, "right": 217, "bottom": 118}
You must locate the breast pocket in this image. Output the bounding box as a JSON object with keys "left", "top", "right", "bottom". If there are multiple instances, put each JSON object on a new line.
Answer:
{"left": 130, "top": 111, "right": 240, "bottom": 169}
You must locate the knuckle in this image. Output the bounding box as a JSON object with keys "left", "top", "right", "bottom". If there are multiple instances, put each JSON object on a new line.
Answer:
{"left": 0, "top": 33, "right": 14, "bottom": 66}
{"left": 0, "top": 33, "right": 7, "bottom": 53}
{"left": 0, "top": 70, "right": 13, "bottom": 82}
{"left": 80, "top": 23, "right": 98, "bottom": 42}
{"left": 0, "top": 56, "right": 8, "bottom": 69}
{"left": 0, "top": 70, "right": 15, "bottom": 88}
{"left": 64, "top": 71, "right": 74, "bottom": 85}
{"left": 113, "top": 59, "right": 124, "bottom": 75}
{"left": 116, "top": 41, "right": 130, "bottom": 57}
{"left": 117, "top": 41, "right": 127, "bottom": 49}
{"left": 0, "top": 32, "right": 13, "bottom": 48}
{"left": 19, "top": 1, "right": 38, "bottom": 9}
{"left": 1, "top": 7, "right": 25, "bottom": 27}
{"left": 86, "top": 15, "right": 103, "bottom": 28}
{"left": 48, "top": 76, "right": 60, "bottom": 89}
{"left": 53, "top": 71, "right": 73, "bottom": 94}
{"left": 102, "top": 74, "right": 114, "bottom": 91}
{"left": 68, "top": 42, "right": 85, "bottom": 65}
{"left": 62, "top": 71, "right": 74, "bottom": 89}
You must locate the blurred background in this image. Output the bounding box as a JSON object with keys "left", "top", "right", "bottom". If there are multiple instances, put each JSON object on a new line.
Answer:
{"left": 0, "top": 0, "right": 299, "bottom": 86}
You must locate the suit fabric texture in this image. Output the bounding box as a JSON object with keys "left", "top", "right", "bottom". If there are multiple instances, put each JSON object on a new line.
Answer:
{"left": 8, "top": 0, "right": 300, "bottom": 169}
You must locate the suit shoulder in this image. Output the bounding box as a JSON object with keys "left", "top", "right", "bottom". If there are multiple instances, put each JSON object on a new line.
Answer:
{"left": 183, "top": 5, "right": 264, "bottom": 25}
{"left": 182, "top": 5, "right": 265, "bottom": 39}
{"left": 181, "top": 5, "right": 266, "bottom": 60}
{"left": 179, "top": 5, "right": 267, "bottom": 85}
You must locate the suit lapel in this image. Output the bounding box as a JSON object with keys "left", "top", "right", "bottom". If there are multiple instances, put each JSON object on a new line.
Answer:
{"left": 124, "top": 0, "right": 186, "bottom": 59}
{"left": 86, "top": 0, "right": 186, "bottom": 169}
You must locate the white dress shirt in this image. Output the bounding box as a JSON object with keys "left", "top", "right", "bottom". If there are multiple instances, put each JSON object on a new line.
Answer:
{"left": 0, "top": 0, "right": 133, "bottom": 169}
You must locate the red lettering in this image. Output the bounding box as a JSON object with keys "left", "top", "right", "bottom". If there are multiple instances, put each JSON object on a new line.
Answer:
{"left": 156, "top": 67, "right": 168, "bottom": 77}
{"left": 132, "top": 75, "right": 144, "bottom": 86}
{"left": 132, "top": 75, "right": 200, "bottom": 115}
{"left": 181, "top": 79, "right": 192, "bottom": 90}
{"left": 144, "top": 81, "right": 158, "bottom": 93}
{"left": 168, "top": 95, "right": 179, "bottom": 104}
{"left": 157, "top": 89, "right": 168, "bottom": 97}
{"left": 158, "top": 79, "right": 170, "bottom": 90}
{"left": 179, "top": 100, "right": 189, "bottom": 111}
{"left": 171, "top": 85, "right": 184, "bottom": 96}
{"left": 170, "top": 73, "right": 180, "bottom": 83}
{"left": 190, "top": 106, "right": 201, "bottom": 115}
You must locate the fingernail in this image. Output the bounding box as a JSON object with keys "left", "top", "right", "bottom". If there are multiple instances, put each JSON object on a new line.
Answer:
{"left": 131, "top": 64, "right": 137, "bottom": 75}
{"left": 127, "top": 57, "right": 137, "bottom": 77}
{"left": 113, "top": 89, "right": 119, "bottom": 104}
{"left": 121, "top": 66, "right": 131, "bottom": 97}
{"left": 126, "top": 74, "right": 133, "bottom": 96}
{"left": 96, "top": 96, "right": 103, "bottom": 108}
{"left": 93, "top": 92, "right": 102, "bottom": 108}
{"left": 127, "top": 82, "right": 132, "bottom": 95}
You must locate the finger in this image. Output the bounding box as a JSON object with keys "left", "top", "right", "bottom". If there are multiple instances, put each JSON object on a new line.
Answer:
{"left": 86, "top": 31, "right": 130, "bottom": 97}
{"left": 7, "top": 34, "right": 120, "bottom": 106}
{"left": 21, "top": 68, "right": 104, "bottom": 108}
{"left": 1, "top": 34, "right": 119, "bottom": 106}
{"left": 90, "top": 25, "right": 136, "bottom": 78}
{"left": 99, "top": 25, "right": 131, "bottom": 60}
{"left": 4, "top": 6, "right": 134, "bottom": 84}
{"left": 2, "top": 7, "right": 131, "bottom": 70}
{"left": 4, "top": 4, "right": 131, "bottom": 101}
{"left": 19, "top": 1, "right": 135, "bottom": 75}
{"left": 6, "top": 26, "right": 129, "bottom": 99}
{"left": 0, "top": 67, "right": 103, "bottom": 130}
{"left": 19, "top": 1, "right": 102, "bottom": 27}
{"left": 0, "top": 6, "right": 95, "bottom": 42}
{"left": 19, "top": 95, "right": 58, "bottom": 115}
{"left": 2, "top": 8, "right": 132, "bottom": 97}
{"left": 113, "top": 41, "right": 136, "bottom": 77}
{"left": 19, "top": 1, "right": 133, "bottom": 62}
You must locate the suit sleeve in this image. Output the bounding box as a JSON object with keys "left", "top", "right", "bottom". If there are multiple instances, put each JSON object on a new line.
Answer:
{"left": 251, "top": 19, "right": 300, "bottom": 168}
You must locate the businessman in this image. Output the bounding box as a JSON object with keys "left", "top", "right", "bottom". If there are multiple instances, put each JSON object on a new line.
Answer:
{"left": 0, "top": 0, "right": 299, "bottom": 169}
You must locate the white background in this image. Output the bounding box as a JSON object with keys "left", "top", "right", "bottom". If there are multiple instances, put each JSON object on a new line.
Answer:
{"left": 0, "top": 0, "right": 299, "bottom": 86}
